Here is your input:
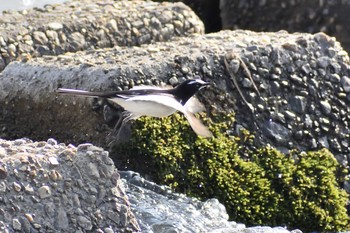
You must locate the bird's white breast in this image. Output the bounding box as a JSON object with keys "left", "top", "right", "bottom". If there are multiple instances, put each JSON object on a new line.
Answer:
{"left": 109, "top": 95, "right": 179, "bottom": 117}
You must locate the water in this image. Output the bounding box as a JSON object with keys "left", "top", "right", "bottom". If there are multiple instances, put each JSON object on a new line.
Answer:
{"left": 0, "top": 0, "right": 68, "bottom": 13}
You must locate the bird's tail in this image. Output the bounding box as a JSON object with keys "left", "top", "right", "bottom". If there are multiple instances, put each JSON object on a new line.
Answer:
{"left": 57, "top": 88, "right": 118, "bottom": 98}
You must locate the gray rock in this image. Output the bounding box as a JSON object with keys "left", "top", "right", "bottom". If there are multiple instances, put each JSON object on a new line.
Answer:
{"left": 33, "top": 31, "right": 49, "bottom": 45}
{"left": 329, "top": 73, "right": 341, "bottom": 83}
{"left": 319, "top": 136, "right": 329, "bottom": 148}
{"left": 220, "top": 0, "right": 350, "bottom": 52}
{"left": 289, "top": 96, "right": 307, "bottom": 114}
{"left": 242, "top": 77, "right": 253, "bottom": 88}
{"left": 320, "top": 100, "right": 331, "bottom": 115}
{"left": 0, "top": 0, "right": 204, "bottom": 71}
{"left": 341, "top": 76, "right": 350, "bottom": 93}
{"left": 7, "top": 44, "right": 16, "bottom": 55}
{"left": 0, "top": 138, "right": 140, "bottom": 232}
{"left": 77, "top": 216, "right": 93, "bottom": 230}
{"left": 1, "top": 29, "right": 349, "bottom": 166}
{"left": 317, "top": 56, "right": 331, "bottom": 68}
{"left": 12, "top": 218, "right": 21, "bottom": 231}
{"left": 284, "top": 110, "right": 296, "bottom": 121}
{"left": 19, "top": 216, "right": 31, "bottom": 233}
{"left": 263, "top": 120, "right": 291, "bottom": 144}
{"left": 38, "top": 186, "right": 51, "bottom": 199}
{"left": 0, "top": 182, "right": 6, "bottom": 193}
{"left": 120, "top": 171, "right": 300, "bottom": 233}
{"left": 55, "top": 208, "right": 69, "bottom": 230}
{"left": 47, "top": 22, "right": 63, "bottom": 31}
{"left": 67, "top": 32, "right": 85, "bottom": 52}
{"left": 12, "top": 182, "right": 21, "bottom": 192}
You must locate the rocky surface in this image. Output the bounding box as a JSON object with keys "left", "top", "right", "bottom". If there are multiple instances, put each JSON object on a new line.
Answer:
{"left": 0, "top": 0, "right": 204, "bottom": 71}
{"left": 220, "top": 0, "right": 350, "bottom": 52}
{"left": 0, "top": 1, "right": 349, "bottom": 232}
{"left": 0, "top": 138, "right": 140, "bottom": 232}
{"left": 0, "top": 30, "right": 349, "bottom": 172}
{"left": 0, "top": 138, "right": 302, "bottom": 233}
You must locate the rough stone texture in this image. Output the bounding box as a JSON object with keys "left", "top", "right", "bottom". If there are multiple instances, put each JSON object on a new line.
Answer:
{"left": 0, "top": 0, "right": 204, "bottom": 71}
{"left": 0, "top": 138, "right": 140, "bottom": 232}
{"left": 0, "top": 30, "right": 349, "bottom": 168}
{"left": 220, "top": 0, "right": 350, "bottom": 52}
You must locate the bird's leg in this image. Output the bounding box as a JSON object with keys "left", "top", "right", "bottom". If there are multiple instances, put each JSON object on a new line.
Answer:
{"left": 107, "top": 111, "right": 130, "bottom": 144}
{"left": 115, "top": 111, "right": 128, "bottom": 131}
{"left": 107, "top": 111, "right": 131, "bottom": 146}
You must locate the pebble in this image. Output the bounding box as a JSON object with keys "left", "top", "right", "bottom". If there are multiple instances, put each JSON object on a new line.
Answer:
{"left": 77, "top": 216, "right": 93, "bottom": 230}
{"left": 0, "top": 182, "right": 6, "bottom": 192}
{"left": 56, "top": 208, "right": 69, "bottom": 230}
{"left": 0, "top": 37, "right": 6, "bottom": 46}
{"left": 48, "top": 156, "right": 59, "bottom": 165}
{"left": 341, "top": 76, "right": 350, "bottom": 93}
{"left": 12, "top": 218, "right": 21, "bottom": 231}
{"left": 242, "top": 77, "right": 253, "bottom": 88}
{"left": 284, "top": 110, "right": 296, "bottom": 120}
{"left": 38, "top": 185, "right": 51, "bottom": 199}
{"left": 33, "top": 31, "right": 49, "bottom": 45}
{"left": 317, "top": 56, "right": 330, "bottom": 68}
{"left": 301, "top": 63, "right": 311, "bottom": 74}
{"left": 0, "top": 166, "right": 8, "bottom": 179}
{"left": 68, "top": 32, "right": 85, "bottom": 51}
{"left": 228, "top": 59, "right": 240, "bottom": 73}
{"left": 107, "top": 19, "right": 118, "bottom": 32}
{"left": 19, "top": 216, "right": 31, "bottom": 233}
{"left": 263, "top": 120, "right": 291, "bottom": 144}
{"left": 13, "top": 182, "right": 21, "bottom": 192}
{"left": 289, "top": 95, "right": 307, "bottom": 114}
{"left": 289, "top": 74, "right": 304, "bottom": 85}
{"left": 104, "top": 227, "right": 114, "bottom": 233}
{"left": 47, "top": 22, "right": 63, "bottom": 30}
{"left": 24, "top": 184, "right": 34, "bottom": 193}
{"left": 271, "top": 81, "right": 280, "bottom": 92}
{"left": 168, "top": 76, "right": 178, "bottom": 85}
{"left": 320, "top": 100, "right": 331, "bottom": 115}
{"left": 318, "top": 136, "right": 329, "bottom": 148}
{"left": 7, "top": 44, "right": 16, "bottom": 55}
{"left": 329, "top": 73, "right": 340, "bottom": 83}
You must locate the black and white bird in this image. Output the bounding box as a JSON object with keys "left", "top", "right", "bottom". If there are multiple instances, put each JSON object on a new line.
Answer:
{"left": 57, "top": 79, "right": 212, "bottom": 138}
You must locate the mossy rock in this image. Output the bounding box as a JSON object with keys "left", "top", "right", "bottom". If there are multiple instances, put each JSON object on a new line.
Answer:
{"left": 112, "top": 113, "right": 350, "bottom": 232}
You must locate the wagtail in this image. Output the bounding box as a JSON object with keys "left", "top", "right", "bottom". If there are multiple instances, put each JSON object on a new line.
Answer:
{"left": 57, "top": 79, "right": 213, "bottom": 138}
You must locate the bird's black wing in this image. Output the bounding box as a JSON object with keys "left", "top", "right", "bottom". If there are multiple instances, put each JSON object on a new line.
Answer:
{"left": 57, "top": 88, "right": 171, "bottom": 99}
{"left": 115, "top": 88, "right": 170, "bottom": 98}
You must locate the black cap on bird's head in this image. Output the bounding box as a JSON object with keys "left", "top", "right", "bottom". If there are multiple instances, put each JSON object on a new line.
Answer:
{"left": 171, "top": 79, "right": 210, "bottom": 105}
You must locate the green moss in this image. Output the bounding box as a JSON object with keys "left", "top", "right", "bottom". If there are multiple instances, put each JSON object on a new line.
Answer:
{"left": 113, "top": 113, "right": 350, "bottom": 232}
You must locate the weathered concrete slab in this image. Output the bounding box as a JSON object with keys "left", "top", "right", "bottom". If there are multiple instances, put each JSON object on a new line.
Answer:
{"left": 0, "top": 138, "right": 140, "bottom": 232}
{"left": 0, "top": 30, "right": 349, "bottom": 163}
{"left": 0, "top": 0, "right": 204, "bottom": 71}
{"left": 220, "top": 0, "right": 350, "bottom": 52}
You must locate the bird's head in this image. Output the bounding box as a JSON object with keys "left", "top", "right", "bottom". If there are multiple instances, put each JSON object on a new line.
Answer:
{"left": 172, "top": 79, "right": 210, "bottom": 105}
